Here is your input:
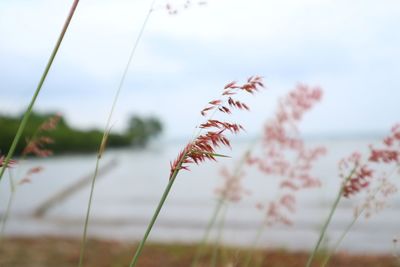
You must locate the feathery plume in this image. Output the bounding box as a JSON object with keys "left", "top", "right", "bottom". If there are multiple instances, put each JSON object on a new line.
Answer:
{"left": 170, "top": 76, "right": 264, "bottom": 179}
{"left": 248, "top": 84, "right": 325, "bottom": 225}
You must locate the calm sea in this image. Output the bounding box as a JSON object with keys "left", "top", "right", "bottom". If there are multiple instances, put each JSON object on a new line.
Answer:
{"left": 1, "top": 137, "right": 399, "bottom": 253}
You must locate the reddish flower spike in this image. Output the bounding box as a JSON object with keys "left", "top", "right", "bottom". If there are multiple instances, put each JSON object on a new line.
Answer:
{"left": 224, "top": 81, "right": 237, "bottom": 90}
{"left": 169, "top": 76, "right": 264, "bottom": 179}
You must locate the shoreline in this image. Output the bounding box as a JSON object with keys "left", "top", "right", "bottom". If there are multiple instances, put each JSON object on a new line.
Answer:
{"left": 0, "top": 236, "right": 398, "bottom": 267}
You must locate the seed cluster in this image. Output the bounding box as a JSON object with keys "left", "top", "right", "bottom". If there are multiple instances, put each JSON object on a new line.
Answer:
{"left": 341, "top": 124, "right": 400, "bottom": 199}
{"left": 248, "top": 84, "right": 326, "bottom": 225}
{"left": 169, "top": 76, "right": 264, "bottom": 179}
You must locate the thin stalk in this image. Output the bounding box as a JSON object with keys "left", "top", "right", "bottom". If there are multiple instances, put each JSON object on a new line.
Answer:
{"left": 0, "top": 118, "right": 59, "bottom": 243}
{"left": 191, "top": 140, "right": 258, "bottom": 267}
{"left": 128, "top": 126, "right": 231, "bottom": 266}
{"left": 393, "top": 241, "right": 400, "bottom": 266}
{"left": 0, "top": 170, "right": 16, "bottom": 245}
{"left": 305, "top": 188, "right": 342, "bottom": 267}
{"left": 129, "top": 169, "right": 179, "bottom": 267}
{"left": 0, "top": 193, "right": 14, "bottom": 243}
{"left": 0, "top": 0, "right": 80, "bottom": 182}
{"left": 320, "top": 165, "right": 399, "bottom": 267}
{"left": 103, "top": 0, "right": 157, "bottom": 134}
{"left": 210, "top": 204, "right": 228, "bottom": 267}
{"left": 305, "top": 167, "right": 357, "bottom": 267}
{"left": 191, "top": 198, "right": 225, "bottom": 267}
{"left": 78, "top": 158, "right": 100, "bottom": 267}
{"left": 191, "top": 146, "right": 254, "bottom": 267}
{"left": 77, "top": 1, "right": 156, "bottom": 266}
{"left": 243, "top": 223, "right": 266, "bottom": 267}
{"left": 320, "top": 213, "right": 359, "bottom": 267}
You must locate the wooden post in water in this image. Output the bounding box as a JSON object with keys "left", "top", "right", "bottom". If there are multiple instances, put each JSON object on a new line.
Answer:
{"left": 33, "top": 158, "right": 118, "bottom": 217}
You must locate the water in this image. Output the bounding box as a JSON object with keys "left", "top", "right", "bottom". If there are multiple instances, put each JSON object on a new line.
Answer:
{"left": 0, "top": 138, "right": 399, "bottom": 253}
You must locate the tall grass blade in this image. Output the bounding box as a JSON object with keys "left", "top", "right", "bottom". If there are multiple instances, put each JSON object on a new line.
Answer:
{"left": 242, "top": 224, "right": 266, "bottom": 267}
{"left": 78, "top": 158, "right": 101, "bottom": 267}
{"left": 210, "top": 204, "right": 228, "bottom": 267}
{"left": 0, "top": 0, "right": 80, "bottom": 182}
{"left": 77, "top": 1, "right": 157, "bottom": 266}
{"left": 305, "top": 186, "right": 343, "bottom": 267}
{"left": 0, "top": 171, "right": 16, "bottom": 245}
{"left": 191, "top": 198, "right": 225, "bottom": 267}
{"left": 129, "top": 171, "right": 179, "bottom": 267}
{"left": 305, "top": 167, "right": 356, "bottom": 267}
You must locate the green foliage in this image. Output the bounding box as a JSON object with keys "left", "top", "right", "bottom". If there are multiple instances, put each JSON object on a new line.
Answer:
{"left": 0, "top": 112, "right": 163, "bottom": 155}
{"left": 126, "top": 115, "right": 163, "bottom": 147}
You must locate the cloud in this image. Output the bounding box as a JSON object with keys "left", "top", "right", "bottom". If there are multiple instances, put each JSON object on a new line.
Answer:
{"left": 1, "top": 0, "right": 400, "bottom": 137}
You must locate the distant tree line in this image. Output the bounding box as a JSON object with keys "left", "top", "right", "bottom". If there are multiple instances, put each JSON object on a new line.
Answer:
{"left": 0, "top": 112, "right": 163, "bottom": 155}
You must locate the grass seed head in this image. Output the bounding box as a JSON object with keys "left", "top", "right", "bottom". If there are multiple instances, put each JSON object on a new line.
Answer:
{"left": 169, "top": 76, "right": 264, "bottom": 179}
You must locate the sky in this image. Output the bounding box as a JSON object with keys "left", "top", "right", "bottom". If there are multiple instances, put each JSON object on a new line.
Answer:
{"left": 0, "top": 0, "right": 399, "bottom": 138}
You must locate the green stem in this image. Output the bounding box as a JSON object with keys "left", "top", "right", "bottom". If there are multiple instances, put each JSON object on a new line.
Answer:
{"left": 0, "top": 190, "right": 14, "bottom": 245}
{"left": 305, "top": 189, "right": 342, "bottom": 267}
{"left": 77, "top": 158, "right": 101, "bottom": 267}
{"left": 305, "top": 167, "right": 356, "bottom": 267}
{"left": 0, "top": 0, "right": 80, "bottom": 182}
{"left": 210, "top": 204, "right": 228, "bottom": 267}
{"left": 77, "top": 2, "right": 157, "bottom": 266}
{"left": 0, "top": 171, "right": 16, "bottom": 245}
{"left": 129, "top": 172, "right": 178, "bottom": 267}
{"left": 320, "top": 166, "right": 399, "bottom": 267}
{"left": 191, "top": 141, "right": 257, "bottom": 267}
{"left": 103, "top": 0, "right": 156, "bottom": 135}
{"left": 243, "top": 223, "right": 265, "bottom": 267}
{"left": 191, "top": 198, "right": 225, "bottom": 267}
{"left": 320, "top": 213, "right": 359, "bottom": 267}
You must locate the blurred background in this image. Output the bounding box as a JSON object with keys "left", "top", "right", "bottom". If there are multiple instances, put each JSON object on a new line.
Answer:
{"left": 0, "top": 0, "right": 400, "bottom": 256}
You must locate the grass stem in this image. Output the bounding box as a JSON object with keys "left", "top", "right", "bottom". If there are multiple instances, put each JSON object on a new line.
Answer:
{"left": 305, "top": 167, "right": 356, "bottom": 267}
{"left": 320, "top": 165, "right": 399, "bottom": 267}
{"left": 77, "top": 1, "right": 157, "bottom": 265}
{"left": 129, "top": 171, "right": 178, "bottom": 267}
{"left": 243, "top": 223, "right": 265, "bottom": 267}
{"left": 320, "top": 214, "right": 358, "bottom": 267}
{"left": 191, "top": 198, "right": 225, "bottom": 267}
{"left": 0, "top": 171, "right": 16, "bottom": 245}
{"left": 0, "top": 0, "right": 80, "bottom": 182}
{"left": 210, "top": 204, "right": 228, "bottom": 267}
{"left": 191, "top": 142, "right": 257, "bottom": 267}
{"left": 78, "top": 158, "right": 101, "bottom": 267}
{"left": 305, "top": 187, "right": 343, "bottom": 267}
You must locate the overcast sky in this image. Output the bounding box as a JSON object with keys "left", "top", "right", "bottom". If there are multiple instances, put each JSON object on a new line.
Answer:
{"left": 1, "top": 0, "right": 399, "bottom": 138}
